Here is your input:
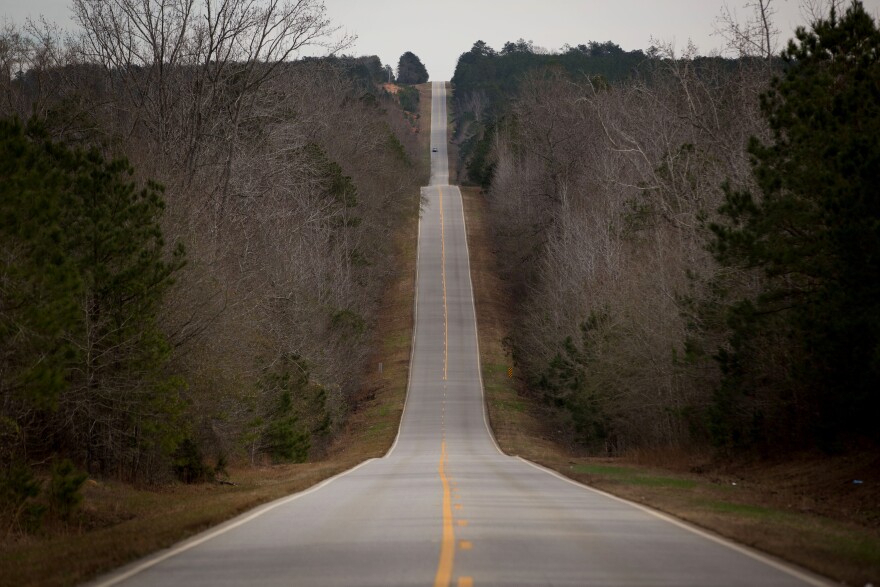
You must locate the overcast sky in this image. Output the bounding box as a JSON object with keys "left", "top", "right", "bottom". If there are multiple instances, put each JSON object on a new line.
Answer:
{"left": 3, "top": 0, "right": 880, "bottom": 80}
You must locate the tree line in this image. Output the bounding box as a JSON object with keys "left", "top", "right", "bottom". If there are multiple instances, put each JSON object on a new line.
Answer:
{"left": 1, "top": 0, "right": 424, "bottom": 534}
{"left": 451, "top": 38, "right": 659, "bottom": 188}
{"left": 452, "top": 1, "right": 879, "bottom": 455}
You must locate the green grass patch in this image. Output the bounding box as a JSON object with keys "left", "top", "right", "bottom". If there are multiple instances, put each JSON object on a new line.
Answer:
{"left": 484, "top": 362, "right": 510, "bottom": 375}
{"left": 699, "top": 500, "right": 781, "bottom": 519}
{"left": 366, "top": 421, "right": 390, "bottom": 437}
{"left": 364, "top": 402, "right": 393, "bottom": 422}
{"left": 829, "top": 534, "right": 880, "bottom": 565}
{"left": 494, "top": 398, "right": 526, "bottom": 413}
{"left": 572, "top": 464, "right": 697, "bottom": 489}
{"left": 483, "top": 364, "right": 516, "bottom": 392}
{"left": 572, "top": 463, "right": 638, "bottom": 477}
{"left": 385, "top": 332, "right": 410, "bottom": 348}
{"left": 626, "top": 476, "right": 698, "bottom": 488}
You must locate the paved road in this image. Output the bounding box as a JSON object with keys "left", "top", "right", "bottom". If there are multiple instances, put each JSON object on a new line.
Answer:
{"left": 91, "top": 82, "right": 830, "bottom": 587}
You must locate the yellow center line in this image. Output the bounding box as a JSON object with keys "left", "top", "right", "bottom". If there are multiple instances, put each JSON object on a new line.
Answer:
{"left": 434, "top": 441, "right": 455, "bottom": 587}
{"left": 439, "top": 187, "right": 448, "bottom": 381}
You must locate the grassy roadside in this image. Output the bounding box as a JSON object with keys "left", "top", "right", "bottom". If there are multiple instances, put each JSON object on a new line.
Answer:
{"left": 460, "top": 184, "right": 880, "bottom": 586}
{"left": 0, "top": 114, "right": 427, "bottom": 587}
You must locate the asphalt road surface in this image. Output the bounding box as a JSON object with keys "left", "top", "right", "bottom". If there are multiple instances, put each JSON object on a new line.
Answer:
{"left": 91, "top": 82, "right": 830, "bottom": 587}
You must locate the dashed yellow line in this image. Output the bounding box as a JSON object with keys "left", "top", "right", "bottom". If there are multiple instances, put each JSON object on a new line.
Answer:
{"left": 439, "top": 187, "right": 448, "bottom": 381}
{"left": 434, "top": 441, "right": 455, "bottom": 587}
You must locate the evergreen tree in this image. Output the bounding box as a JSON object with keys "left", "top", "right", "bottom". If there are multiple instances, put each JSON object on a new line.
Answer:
{"left": 710, "top": 1, "right": 880, "bottom": 448}
{"left": 396, "top": 51, "right": 429, "bottom": 84}
{"left": 62, "top": 138, "right": 186, "bottom": 475}
{"left": 254, "top": 356, "right": 321, "bottom": 463}
{"left": 0, "top": 118, "right": 186, "bottom": 478}
{"left": 1, "top": 119, "right": 80, "bottom": 409}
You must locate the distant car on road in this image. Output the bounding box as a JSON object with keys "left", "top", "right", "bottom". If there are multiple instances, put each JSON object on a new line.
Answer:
{"left": 432, "top": 147, "right": 438, "bottom": 152}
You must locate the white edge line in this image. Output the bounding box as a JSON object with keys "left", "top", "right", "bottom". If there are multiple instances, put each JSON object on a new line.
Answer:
{"left": 89, "top": 457, "right": 377, "bottom": 587}
{"left": 515, "top": 456, "right": 834, "bottom": 587}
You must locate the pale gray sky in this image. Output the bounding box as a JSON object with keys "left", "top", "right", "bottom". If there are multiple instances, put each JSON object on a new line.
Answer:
{"left": 3, "top": 0, "right": 880, "bottom": 80}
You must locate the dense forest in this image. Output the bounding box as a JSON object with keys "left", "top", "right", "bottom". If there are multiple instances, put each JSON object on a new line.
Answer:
{"left": 452, "top": 2, "right": 880, "bottom": 455}
{"left": 1, "top": 0, "right": 424, "bottom": 534}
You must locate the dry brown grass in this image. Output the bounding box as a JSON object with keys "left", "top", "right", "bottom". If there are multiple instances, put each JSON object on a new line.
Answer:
{"left": 460, "top": 185, "right": 880, "bottom": 586}
{"left": 0, "top": 116, "right": 423, "bottom": 587}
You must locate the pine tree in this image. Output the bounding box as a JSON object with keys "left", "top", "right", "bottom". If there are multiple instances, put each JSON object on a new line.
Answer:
{"left": 0, "top": 118, "right": 186, "bottom": 478}
{"left": 710, "top": 1, "right": 880, "bottom": 448}
{"left": 396, "top": 51, "right": 429, "bottom": 84}
{"left": 0, "top": 119, "right": 81, "bottom": 409}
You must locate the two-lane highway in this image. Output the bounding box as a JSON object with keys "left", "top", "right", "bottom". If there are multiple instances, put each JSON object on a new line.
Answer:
{"left": 91, "top": 82, "right": 830, "bottom": 587}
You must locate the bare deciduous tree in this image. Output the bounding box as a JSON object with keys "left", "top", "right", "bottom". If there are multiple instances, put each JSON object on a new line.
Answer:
{"left": 714, "top": 0, "right": 779, "bottom": 59}
{"left": 483, "top": 53, "right": 772, "bottom": 451}
{"left": 72, "top": 0, "right": 353, "bottom": 216}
